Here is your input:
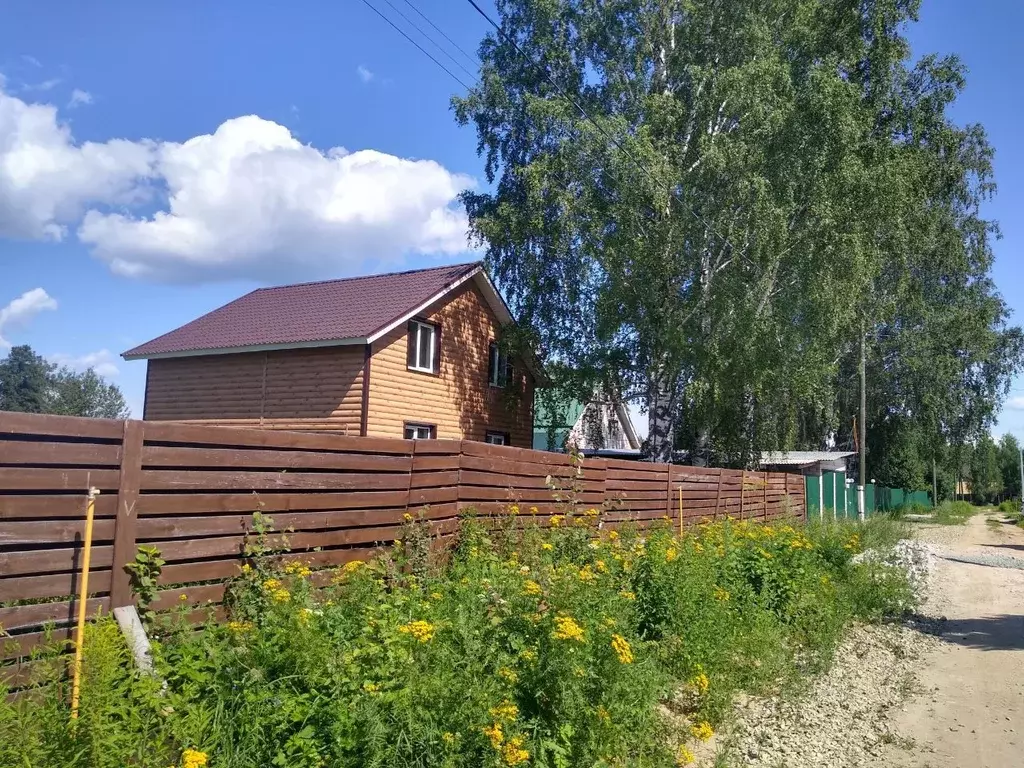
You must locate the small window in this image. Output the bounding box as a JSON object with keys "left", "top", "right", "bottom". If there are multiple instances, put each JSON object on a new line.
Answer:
{"left": 488, "top": 342, "right": 512, "bottom": 387}
{"left": 404, "top": 423, "right": 436, "bottom": 440}
{"left": 408, "top": 320, "right": 438, "bottom": 373}
{"left": 485, "top": 431, "right": 510, "bottom": 446}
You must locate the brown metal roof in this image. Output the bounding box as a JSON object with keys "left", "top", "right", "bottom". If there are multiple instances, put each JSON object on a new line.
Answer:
{"left": 124, "top": 261, "right": 483, "bottom": 359}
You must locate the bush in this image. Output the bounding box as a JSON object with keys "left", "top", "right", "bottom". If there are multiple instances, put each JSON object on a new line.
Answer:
{"left": 932, "top": 500, "right": 976, "bottom": 525}
{"left": 998, "top": 499, "right": 1021, "bottom": 515}
{"left": 1, "top": 512, "right": 915, "bottom": 768}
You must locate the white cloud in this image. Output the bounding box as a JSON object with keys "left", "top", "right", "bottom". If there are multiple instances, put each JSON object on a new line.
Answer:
{"left": 67, "top": 89, "right": 93, "bottom": 108}
{"left": 21, "top": 55, "right": 42, "bottom": 68}
{"left": 1005, "top": 396, "right": 1024, "bottom": 411}
{"left": 50, "top": 348, "right": 119, "bottom": 378}
{"left": 356, "top": 65, "right": 375, "bottom": 83}
{"left": 0, "top": 84, "right": 473, "bottom": 283}
{"left": 0, "top": 287, "right": 58, "bottom": 348}
{"left": 79, "top": 115, "right": 473, "bottom": 282}
{"left": 0, "top": 84, "right": 155, "bottom": 240}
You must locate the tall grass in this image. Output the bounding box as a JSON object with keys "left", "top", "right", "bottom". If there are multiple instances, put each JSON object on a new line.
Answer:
{"left": 1, "top": 512, "right": 915, "bottom": 768}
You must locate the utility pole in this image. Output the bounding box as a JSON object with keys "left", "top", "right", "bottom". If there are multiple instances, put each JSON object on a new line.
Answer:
{"left": 1019, "top": 446, "right": 1023, "bottom": 508}
{"left": 858, "top": 319, "right": 867, "bottom": 521}
{"left": 932, "top": 456, "right": 938, "bottom": 508}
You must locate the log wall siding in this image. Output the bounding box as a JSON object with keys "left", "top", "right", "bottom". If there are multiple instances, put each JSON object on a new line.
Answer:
{"left": 365, "top": 282, "right": 534, "bottom": 445}
{"left": 0, "top": 413, "right": 804, "bottom": 693}
{"left": 144, "top": 346, "right": 365, "bottom": 433}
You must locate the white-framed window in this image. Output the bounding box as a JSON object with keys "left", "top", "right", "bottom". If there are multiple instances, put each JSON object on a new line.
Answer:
{"left": 404, "top": 423, "right": 436, "bottom": 440}
{"left": 488, "top": 341, "right": 511, "bottom": 387}
{"left": 407, "top": 320, "right": 438, "bottom": 373}
{"left": 485, "top": 431, "right": 509, "bottom": 446}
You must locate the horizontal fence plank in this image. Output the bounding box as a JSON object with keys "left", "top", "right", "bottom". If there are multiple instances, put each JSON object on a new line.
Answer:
{"left": 0, "top": 597, "right": 108, "bottom": 632}
{"left": 143, "top": 421, "right": 414, "bottom": 454}
{"left": 141, "top": 445, "right": 412, "bottom": 472}
{"left": 0, "top": 412, "right": 124, "bottom": 440}
{"left": 137, "top": 489, "right": 410, "bottom": 515}
{"left": 0, "top": 519, "right": 116, "bottom": 545}
{"left": 0, "top": 569, "right": 112, "bottom": 603}
{"left": 0, "top": 468, "right": 121, "bottom": 492}
{"left": 140, "top": 470, "right": 410, "bottom": 492}
{"left": 0, "top": 440, "right": 122, "bottom": 467}
{"left": 0, "top": 494, "right": 118, "bottom": 520}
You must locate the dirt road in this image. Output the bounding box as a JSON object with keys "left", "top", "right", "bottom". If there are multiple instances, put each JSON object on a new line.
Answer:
{"left": 880, "top": 512, "right": 1024, "bottom": 767}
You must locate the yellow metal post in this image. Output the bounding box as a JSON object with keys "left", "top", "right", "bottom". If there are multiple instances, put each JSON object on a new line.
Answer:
{"left": 71, "top": 487, "right": 100, "bottom": 721}
{"left": 678, "top": 486, "right": 683, "bottom": 536}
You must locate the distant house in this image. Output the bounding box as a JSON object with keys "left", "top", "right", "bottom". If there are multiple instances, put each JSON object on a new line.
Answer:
{"left": 123, "top": 262, "right": 539, "bottom": 445}
{"left": 534, "top": 393, "right": 640, "bottom": 453}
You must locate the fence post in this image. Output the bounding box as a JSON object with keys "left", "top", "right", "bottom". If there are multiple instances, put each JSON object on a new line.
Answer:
{"left": 763, "top": 471, "right": 769, "bottom": 522}
{"left": 664, "top": 464, "right": 674, "bottom": 524}
{"left": 713, "top": 469, "right": 723, "bottom": 521}
{"left": 109, "top": 420, "right": 144, "bottom": 609}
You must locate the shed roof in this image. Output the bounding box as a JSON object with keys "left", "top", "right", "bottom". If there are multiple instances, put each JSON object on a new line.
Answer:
{"left": 124, "top": 262, "right": 493, "bottom": 360}
{"left": 759, "top": 451, "right": 855, "bottom": 466}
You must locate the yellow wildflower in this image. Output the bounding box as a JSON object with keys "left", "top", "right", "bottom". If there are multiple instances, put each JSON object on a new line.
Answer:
{"left": 403, "top": 512, "right": 414, "bottom": 522}
{"left": 596, "top": 706, "right": 611, "bottom": 722}
{"left": 676, "top": 745, "right": 695, "bottom": 765}
{"left": 262, "top": 578, "right": 281, "bottom": 591}
{"left": 284, "top": 560, "right": 311, "bottom": 577}
{"left": 362, "top": 681, "right": 380, "bottom": 693}
{"left": 483, "top": 722, "right": 504, "bottom": 750}
{"left": 549, "top": 515, "right": 564, "bottom": 528}
{"left": 573, "top": 516, "right": 589, "bottom": 527}
{"left": 758, "top": 548, "right": 773, "bottom": 559}
{"left": 713, "top": 586, "right": 730, "bottom": 602}
{"left": 509, "top": 504, "right": 520, "bottom": 515}
{"left": 523, "top": 579, "right": 543, "bottom": 596}
{"left": 602, "top": 616, "right": 616, "bottom": 628}
{"left": 179, "top": 593, "right": 188, "bottom": 602}
{"left": 430, "top": 591, "right": 443, "bottom": 601}
{"left": 690, "top": 671, "right": 710, "bottom": 695}
{"left": 665, "top": 547, "right": 678, "bottom": 562}
{"left": 585, "top": 507, "right": 599, "bottom": 517}
{"left": 271, "top": 588, "right": 291, "bottom": 602}
{"left": 611, "top": 634, "right": 634, "bottom": 664}
{"left": 181, "top": 750, "right": 208, "bottom": 768}
{"left": 541, "top": 542, "right": 554, "bottom": 551}
{"left": 501, "top": 734, "right": 530, "bottom": 765}
{"left": 595, "top": 559, "right": 607, "bottom": 573}
{"left": 442, "top": 731, "right": 456, "bottom": 746}
{"left": 529, "top": 506, "right": 539, "bottom": 515}
{"left": 618, "top": 590, "right": 636, "bottom": 601}
{"left": 398, "top": 619, "right": 435, "bottom": 642}
{"left": 552, "top": 615, "right": 585, "bottom": 642}
{"left": 608, "top": 530, "right": 619, "bottom": 541}
{"left": 693, "top": 542, "right": 705, "bottom": 553}
{"left": 490, "top": 700, "right": 519, "bottom": 721}
{"left": 240, "top": 563, "right": 252, "bottom": 574}
{"left": 520, "top": 647, "right": 538, "bottom": 663}
{"left": 342, "top": 560, "right": 365, "bottom": 573}
{"left": 691, "top": 721, "right": 714, "bottom": 741}
{"left": 498, "top": 666, "right": 519, "bottom": 684}
{"left": 578, "top": 565, "right": 597, "bottom": 583}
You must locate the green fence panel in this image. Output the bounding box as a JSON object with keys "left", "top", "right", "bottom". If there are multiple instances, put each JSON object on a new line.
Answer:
{"left": 846, "top": 484, "right": 858, "bottom": 518}
{"left": 806, "top": 474, "right": 821, "bottom": 518}
{"left": 823, "top": 471, "right": 839, "bottom": 517}
{"left": 866, "top": 483, "right": 876, "bottom": 515}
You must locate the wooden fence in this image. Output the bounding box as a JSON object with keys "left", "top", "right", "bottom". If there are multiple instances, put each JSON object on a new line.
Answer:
{"left": 0, "top": 412, "right": 804, "bottom": 690}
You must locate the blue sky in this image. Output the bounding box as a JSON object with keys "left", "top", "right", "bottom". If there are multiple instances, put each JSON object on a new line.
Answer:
{"left": 1, "top": 0, "right": 1021, "bottom": 440}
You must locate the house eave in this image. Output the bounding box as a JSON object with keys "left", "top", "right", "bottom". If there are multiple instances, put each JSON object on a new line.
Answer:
{"left": 123, "top": 337, "right": 368, "bottom": 361}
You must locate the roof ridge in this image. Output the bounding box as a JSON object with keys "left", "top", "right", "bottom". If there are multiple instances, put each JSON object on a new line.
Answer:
{"left": 252, "top": 260, "right": 482, "bottom": 293}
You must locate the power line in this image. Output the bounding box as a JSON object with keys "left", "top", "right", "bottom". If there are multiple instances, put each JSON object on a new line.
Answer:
{"left": 358, "top": 0, "right": 475, "bottom": 91}
{"left": 400, "top": 0, "right": 480, "bottom": 69}
{"left": 463, "top": 0, "right": 747, "bottom": 263}
{"left": 379, "top": 0, "right": 480, "bottom": 83}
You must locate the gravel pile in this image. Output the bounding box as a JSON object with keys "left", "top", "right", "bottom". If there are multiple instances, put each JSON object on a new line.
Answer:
{"left": 853, "top": 539, "right": 936, "bottom": 598}
{"left": 718, "top": 623, "right": 939, "bottom": 767}
{"left": 709, "top": 539, "right": 939, "bottom": 767}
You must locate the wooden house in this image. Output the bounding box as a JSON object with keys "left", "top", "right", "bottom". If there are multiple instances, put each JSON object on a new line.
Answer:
{"left": 123, "top": 262, "right": 538, "bottom": 445}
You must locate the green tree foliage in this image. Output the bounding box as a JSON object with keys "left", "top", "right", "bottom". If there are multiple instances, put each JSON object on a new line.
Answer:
{"left": 0, "top": 344, "right": 130, "bottom": 419}
{"left": 0, "top": 345, "right": 52, "bottom": 413}
{"left": 456, "top": 0, "right": 1022, "bottom": 474}
{"left": 998, "top": 433, "right": 1021, "bottom": 500}
{"left": 969, "top": 435, "right": 1003, "bottom": 504}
